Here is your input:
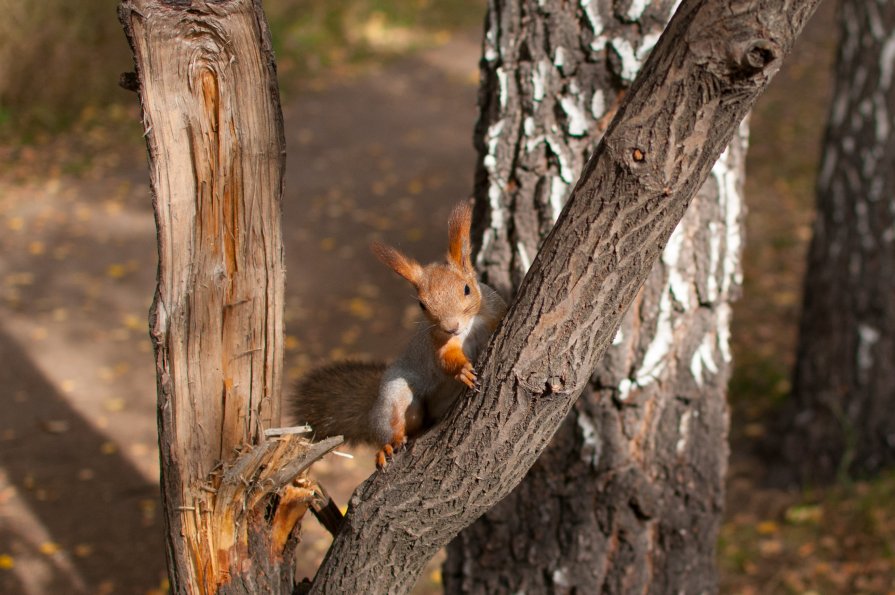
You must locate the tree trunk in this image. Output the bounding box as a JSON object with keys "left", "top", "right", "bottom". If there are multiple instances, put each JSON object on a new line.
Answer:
{"left": 310, "top": 1, "right": 820, "bottom": 592}
{"left": 445, "top": 0, "right": 749, "bottom": 589}
{"left": 786, "top": 0, "right": 895, "bottom": 482}
{"left": 120, "top": 1, "right": 336, "bottom": 592}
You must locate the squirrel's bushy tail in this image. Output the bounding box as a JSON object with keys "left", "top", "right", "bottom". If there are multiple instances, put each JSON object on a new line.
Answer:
{"left": 289, "top": 360, "right": 386, "bottom": 445}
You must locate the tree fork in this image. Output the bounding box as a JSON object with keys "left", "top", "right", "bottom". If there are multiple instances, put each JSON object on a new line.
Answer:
{"left": 311, "top": 0, "right": 822, "bottom": 592}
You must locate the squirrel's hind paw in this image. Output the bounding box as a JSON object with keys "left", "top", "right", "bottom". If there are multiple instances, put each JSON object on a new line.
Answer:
{"left": 376, "top": 443, "right": 399, "bottom": 470}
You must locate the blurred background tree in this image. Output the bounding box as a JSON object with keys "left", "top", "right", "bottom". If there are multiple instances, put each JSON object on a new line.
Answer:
{"left": 783, "top": 0, "right": 895, "bottom": 483}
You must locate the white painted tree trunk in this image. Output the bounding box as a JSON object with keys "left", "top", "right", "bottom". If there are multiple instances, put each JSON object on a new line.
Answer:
{"left": 446, "top": 0, "right": 749, "bottom": 590}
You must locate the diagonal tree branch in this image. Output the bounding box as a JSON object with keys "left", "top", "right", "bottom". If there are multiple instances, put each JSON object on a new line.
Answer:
{"left": 311, "top": 0, "right": 823, "bottom": 592}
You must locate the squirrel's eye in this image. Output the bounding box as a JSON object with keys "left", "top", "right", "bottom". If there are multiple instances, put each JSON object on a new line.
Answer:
{"left": 464, "top": 284, "right": 470, "bottom": 296}
{"left": 419, "top": 301, "right": 427, "bottom": 311}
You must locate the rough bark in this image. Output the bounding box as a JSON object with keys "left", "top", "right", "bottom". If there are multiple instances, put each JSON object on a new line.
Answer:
{"left": 786, "top": 0, "right": 895, "bottom": 482}
{"left": 310, "top": 1, "right": 820, "bottom": 592}
{"left": 445, "top": 0, "right": 749, "bottom": 589}
{"left": 120, "top": 1, "right": 330, "bottom": 592}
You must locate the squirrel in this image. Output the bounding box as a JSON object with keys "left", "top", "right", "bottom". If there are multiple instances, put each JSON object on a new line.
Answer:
{"left": 289, "top": 201, "right": 507, "bottom": 468}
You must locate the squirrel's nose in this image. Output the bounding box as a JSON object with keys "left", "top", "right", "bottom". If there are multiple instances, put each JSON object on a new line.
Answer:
{"left": 442, "top": 321, "right": 461, "bottom": 335}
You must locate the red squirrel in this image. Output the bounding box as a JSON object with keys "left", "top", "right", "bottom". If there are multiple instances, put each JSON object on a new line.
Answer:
{"left": 289, "top": 202, "right": 507, "bottom": 468}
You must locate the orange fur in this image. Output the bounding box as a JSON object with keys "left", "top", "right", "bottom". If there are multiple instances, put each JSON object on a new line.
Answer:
{"left": 447, "top": 201, "right": 473, "bottom": 271}
{"left": 437, "top": 338, "right": 476, "bottom": 388}
{"left": 437, "top": 339, "right": 470, "bottom": 375}
{"left": 371, "top": 240, "right": 423, "bottom": 286}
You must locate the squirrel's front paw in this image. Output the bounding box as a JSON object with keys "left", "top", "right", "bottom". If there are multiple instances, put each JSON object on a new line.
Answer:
{"left": 456, "top": 362, "right": 477, "bottom": 390}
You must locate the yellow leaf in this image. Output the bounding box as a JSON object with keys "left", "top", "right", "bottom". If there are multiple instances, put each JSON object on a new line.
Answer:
{"left": 285, "top": 335, "right": 300, "bottom": 351}
{"left": 7, "top": 217, "right": 24, "bottom": 231}
{"left": 29, "top": 241, "right": 45, "bottom": 255}
{"left": 785, "top": 504, "right": 822, "bottom": 525}
{"left": 106, "top": 264, "right": 127, "bottom": 279}
{"left": 74, "top": 543, "right": 93, "bottom": 557}
{"left": 347, "top": 297, "right": 373, "bottom": 320}
{"left": 0, "top": 554, "right": 13, "bottom": 569}
{"left": 756, "top": 520, "right": 779, "bottom": 535}
{"left": 104, "top": 200, "right": 123, "bottom": 215}
{"left": 100, "top": 441, "right": 118, "bottom": 455}
{"left": 123, "top": 314, "right": 142, "bottom": 330}
{"left": 406, "top": 179, "right": 424, "bottom": 195}
{"left": 103, "top": 398, "right": 125, "bottom": 413}
{"left": 759, "top": 539, "right": 783, "bottom": 556}
{"left": 39, "top": 542, "right": 60, "bottom": 555}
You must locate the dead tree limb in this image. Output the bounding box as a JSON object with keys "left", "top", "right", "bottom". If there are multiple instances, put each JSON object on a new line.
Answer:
{"left": 119, "top": 0, "right": 330, "bottom": 592}
{"left": 311, "top": 0, "right": 823, "bottom": 592}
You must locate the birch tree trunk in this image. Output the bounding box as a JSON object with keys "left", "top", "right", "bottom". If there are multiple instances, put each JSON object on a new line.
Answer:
{"left": 120, "top": 1, "right": 338, "bottom": 592}
{"left": 786, "top": 0, "right": 895, "bottom": 482}
{"left": 445, "top": 0, "right": 748, "bottom": 591}
{"left": 310, "top": 1, "right": 820, "bottom": 591}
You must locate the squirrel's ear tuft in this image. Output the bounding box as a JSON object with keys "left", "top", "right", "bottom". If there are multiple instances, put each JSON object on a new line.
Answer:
{"left": 447, "top": 201, "right": 473, "bottom": 272}
{"left": 371, "top": 241, "right": 423, "bottom": 286}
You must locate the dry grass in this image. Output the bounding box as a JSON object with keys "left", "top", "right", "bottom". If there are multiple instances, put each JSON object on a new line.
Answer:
{"left": 0, "top": 0, "right": 131, "bottom": 138}
{"left": 0, "top": 0, "right": 484, "bottom": 142}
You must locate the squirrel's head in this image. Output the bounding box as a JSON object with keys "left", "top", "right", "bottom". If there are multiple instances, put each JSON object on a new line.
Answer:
{"left": 371, "top": 201, "right": 481, "bottom": 340}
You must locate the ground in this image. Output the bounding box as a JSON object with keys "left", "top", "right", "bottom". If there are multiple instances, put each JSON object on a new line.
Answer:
{"left": 0, "top": 2, "right": 893, "bottom": 593}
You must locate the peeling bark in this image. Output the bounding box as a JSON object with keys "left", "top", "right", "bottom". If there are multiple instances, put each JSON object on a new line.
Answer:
{"left": 787, "top": 0, "right": 895, "bottom": 482}
{"left": 310, "top": 1, "right": 820, "bottom": 592}
{"left": 446, "top": 0, "right": 748, "bottom": 590}
{"left": 120, "top": 0, "right": 325, "bottom": 592}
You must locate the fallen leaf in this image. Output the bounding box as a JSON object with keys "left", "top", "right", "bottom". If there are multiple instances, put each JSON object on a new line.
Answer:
{"left": 106, "top": 264, "right": 127, "bottom": 279}
{"left": 74, "top": 543, "right": 93, "bottom": 557}
{"left": 40, "top": 419, "right": 70, "bottom": 434}
{"left": 285, "top": 335, "right": 300, "bottom": 351}
{"left": 346, "top": 297, "right": 373, "bottom": 320}
{"left": 759, "top": 539, "right": 783, "bottom": 556}
{"left": 103, "top": 398, "right": 126, "bottom": 412}
{"left": 785, "top": 504, "right": 822, "bottom": 525}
